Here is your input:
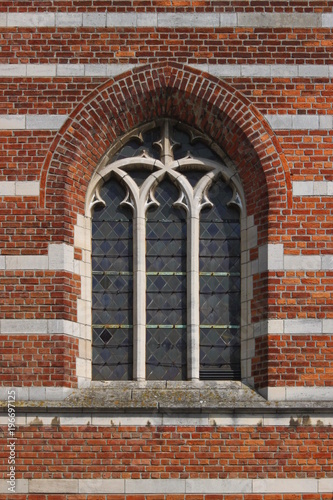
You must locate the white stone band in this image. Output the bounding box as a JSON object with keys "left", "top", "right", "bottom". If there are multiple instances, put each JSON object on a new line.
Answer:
{"left": 0, "top": 181, "right": 39, "bottom": 196}
{"left": 0, "top": 477, "right": 332, "bottom": 494}
{"left": 1, "top": 112, "right": 333, "bottom": 132}
{"left": 1, "top": 410, "right": 332, "bottom": 427}
{"left": 0, "top": 243, "right": 77, "bottom": 272}
{"left": 1, "top": 63, "right": 333, "bottom": 79}
{"left": 0, "top": 12, "right": 331, "bottom": 28}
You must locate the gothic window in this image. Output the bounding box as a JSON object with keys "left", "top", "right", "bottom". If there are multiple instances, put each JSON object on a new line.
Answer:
{"left": 91, "top": 120, "right": 242, "bottom": 381}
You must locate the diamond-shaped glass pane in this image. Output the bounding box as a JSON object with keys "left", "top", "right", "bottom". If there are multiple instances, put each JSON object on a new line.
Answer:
{"left": 146, "top": 179, "right": 187, "bottom": 379}
{"left": 199, "top": 178, "right": 241, "bottom": 376}
{"left": 92, "top": 179, "right": 133, "bottom": 380}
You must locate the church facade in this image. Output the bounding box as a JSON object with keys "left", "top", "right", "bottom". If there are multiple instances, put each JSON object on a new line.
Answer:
{"left": 0, "top": 1, "right": 333, "bottom": 498}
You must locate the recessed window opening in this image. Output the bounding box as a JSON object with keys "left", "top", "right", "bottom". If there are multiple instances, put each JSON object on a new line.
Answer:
{"left": 91, "top": 120, "right": 242, "bottom": 381}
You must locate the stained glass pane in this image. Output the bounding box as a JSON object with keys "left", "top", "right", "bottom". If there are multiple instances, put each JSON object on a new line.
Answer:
{"left": 199, "top": 178, "right": 241, "bottom": 379}
{"left": 92, "top": 179, "right": 133, "bottom": 380}
{"left": 146, "top": 179, "right": 187, "bottom": 380}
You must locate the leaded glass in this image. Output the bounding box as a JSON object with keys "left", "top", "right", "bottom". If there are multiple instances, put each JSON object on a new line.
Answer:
{"left": 92, "top": 179, "right": 133, "bottom": 380}
{"left": 199, "top": 178, "right": 241, "bottom": 379}
{"left": 146, "top": 179, "right": 187, "bottom": 380}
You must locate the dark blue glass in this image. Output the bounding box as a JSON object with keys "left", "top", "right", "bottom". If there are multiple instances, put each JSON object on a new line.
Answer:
{"left": 92, "top": 178, "right": 133, "bottom": 380}
{"left": 199, "top": 178, "right": 241, "bottom": 379}
{"left": 146, "top": 179, "right": 187, "bottom": 380}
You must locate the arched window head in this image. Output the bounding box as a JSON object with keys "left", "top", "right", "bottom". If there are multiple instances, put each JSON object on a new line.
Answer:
{"left": 91, "top": 120, "right": 243, "bottom": 382}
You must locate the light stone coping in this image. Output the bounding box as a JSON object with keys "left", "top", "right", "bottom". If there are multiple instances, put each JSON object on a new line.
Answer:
{"left": 0, "top": 386, "right": 72, "bottom": 401}
{"left": 0, "top": 478, "right": 331, "bottom": 494}
{"left": 2, "top": 12, "right": 327, "bottom": 28}
{"left": 293, "top": 180, "right": 333, "bottom": 196}
{"left": 0, "top": 181, "right": 39, "bottom": 196}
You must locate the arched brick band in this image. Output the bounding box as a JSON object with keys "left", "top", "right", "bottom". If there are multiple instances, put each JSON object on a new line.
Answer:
{"left": 41, "top": 62, "right": 291, "bottom": 243}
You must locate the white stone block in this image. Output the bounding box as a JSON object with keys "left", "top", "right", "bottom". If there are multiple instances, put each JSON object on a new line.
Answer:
{"left": 74, "top": 224, "right": 90, "bottom": 250}
{"left": 292, "top": 114, "right": 320, "bottom": 129}
{"left": 322, "top": 13, "right": 333, "bottom": 27}
{"left": 313, "top": 181, "right": 328, "bottom": 195}
{"left": 83, "top": 12, "right": 106, "bottom": 27}
{"left": 328, "top": 182, "right": 333, "bottom": 195}
{"left": 186, "top": 479, "right": 252, "bottom": 494}
{"left": 16, "top": 181, "right": 40, "bottom": 196}
{"left": 284, "top": 254, "right": 321, "bottom": 270}
{"left": 76, "top": 356, "right": 90, "bottom": 378}
{"left": 7, "top": 12, "right": 55, "bottom": 26}
{"left": 0, "top": 181, "right": 16, "bottom": 195}
{"left": 79, "top": 479, "right": 124, "bottom": 493}
{"left": 0, "top": 256, "right": 5, "bottom": 269}
{"left": 241, "top": 64, "right": 271, "bottom": 77}
{"left": 322, "top": 254, "right": 333, "bottom": 269}
{"left": 81, "top": 275, "right": 92, "bottom": 301}
{"left": 319, "top": 115, "right": 333, "bottom": 129}
{"left": 28, "top": 387, "right": 46, "bottom": 401}
{"left": 292, "top": 181, "right": 313, "bottom": 196}
{"left": 267, "top": 319, "right": 284, "bottom": 334}
{"left": 266, "top": 114, "right": 292, "bottom": 130}
{"left": 1, "top": 319, "right": 47, "bottom": 334}
{"left": 258, "top": 386, "right": 286, "bottom": 401}
{"left": 26, "top": 114, "right": 67, "bottom": 131}
{"left": 48, "top": 243, "right": 74, "bottom": 272}
{"left": 286, "top": 386, "right": 333, "bottom": 401}
{"left": 107, "top": 12, "right": 136, "bottom": 27}
{"left": 6, "top": 255, "right": 48, "bottom": 270}
{"left": 137, "top": 13, "right": 157, "bottom": 26}
{"left": 27, "top": 64, "right": 56, "bottom": 77}
{"left": 0, "top": 64, "right": 27, "bottom": 77}
{"left": 323, "top": 319, "right": 333, "bottom": 333}
{"left": 253, "top": 478, "right": 317, "bottom": 493}
{"left": 219, "top": 13, "right": 237, "bottom": 26}
{"left": 57, "top": 64, "right": 85, "bottom": 76}
{"left": 271, "top": 64, "right": 298, "bottom": 77}
{"left": 267, "top": 243, "right": 284, "bottom": 270}
{"left": 0, "top": 115, "right": 25, "bottom": 130}
{"left": 208, "top": 64, "right": 241, "bottom": 77}
{"left": 299, "top": 65, "right": 328, "bottom": 78}
{"left": 158, "top": 13, "right": 219, "bottom": 28}
{"left": 47, "top": 319, "right": 75, "bottom": 335}
{"left": 319, "top": 478, "right": 333, "bottom": 492}
{"left": 29, "top": 479, "right": 78, "bottom": 493}
{"left": 126, "top": 479, "right": 186, "bottom": 494}
{"left": 0, "top": 479, "right": 28, "bottom": 494}
{"left": 85, "top": 64, "right": 107, "bottom": 76}
{"left": 56, "top": 13, "right": 83, "bottom": 27}
{"left": 284, "top": 318, "right": 322, "bottom": 334}
{"left": 0, "top": 14, "right": 6, "bottom": 27}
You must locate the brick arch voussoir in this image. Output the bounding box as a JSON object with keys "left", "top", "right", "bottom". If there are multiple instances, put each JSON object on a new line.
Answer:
{"left": 41, "top": 63, "right": 291, "bottom": 233}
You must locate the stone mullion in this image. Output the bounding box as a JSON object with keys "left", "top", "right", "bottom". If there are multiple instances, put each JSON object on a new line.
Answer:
{"left": 132, "top": 210, "right": 146, "bottom": 381}
{"left": 187, "top": 209, "right": 200, "bottom": 381}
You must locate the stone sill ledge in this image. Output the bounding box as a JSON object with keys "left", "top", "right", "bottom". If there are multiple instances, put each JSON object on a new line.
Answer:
{"left": 1, "top": 382, "right": 333, "bottom": 413}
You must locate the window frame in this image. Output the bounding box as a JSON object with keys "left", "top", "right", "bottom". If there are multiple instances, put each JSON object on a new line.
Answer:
{"left": 82, "top": 120, "right": 248, "bottom": 384}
